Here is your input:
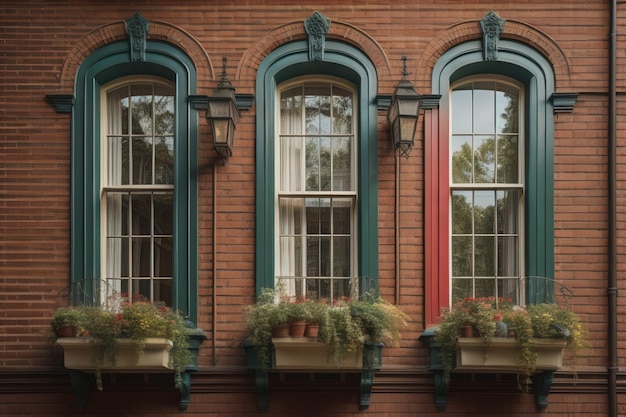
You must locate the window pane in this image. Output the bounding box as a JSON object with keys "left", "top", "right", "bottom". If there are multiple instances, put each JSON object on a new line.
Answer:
{"left": 473, "top": 82, "right": 495, "bottom": 133}
{"left": 131, "top": 194, "right": 151, "bottom": 235}
{"left": 474, "top": 278, "right": 495, "bottom": 299}
{"left": 451, "top": 191, "right": 472, "bottom": 234}
{"left": 305, "top": 84, "right": 331, "bottom": 134}
{"left": 497, "top": 190, "right": 519, "bottom": 234}
{"left": 333, "top": 236, "right": 350, "bottom": 277}
{"left": 333, "top": 279, "right": 350, "bottom": 300}
{"left": 131, "top": 84, "right": 153, "bottom": 135}
{"left": 132, "top": 137, "right": 153, "bottom": 184}
{"left": 451, "top": 236, "right": 472, "bottom": 277}
{"left": 497, "top": 278, "right": 519, "bottom": 304}
{"left": 320, "top": 137, "right": 331, "bottom": 191}
{"left": 154, "top": 279, "right": 173, "bottom": 306}
{"left": 154, "top": 193, "right": 173, "bottom": 235}
{"left": 474, "top": 190, "right": 495, "bottom": 234}
{"left": 280, "top": 87, "right": 302, "bottom": 135}
{"left": 451, "top": 278, "right": 472, "bottom": 303}
{"left": 132, "top": 237, "right": 151, "bottom": 277}
{"left": 154, "top": 90, "right": 174, "bottom": 135}
{"left": 333, "top": 199, "right": 352, "bottom": 234}
{"left": 154, "top": 237, "right": 173, "bottom": 277}
{"left": 451, "top": 86, "right": 472, "bottom": 134}
{"left": 305, "top": 199, "right": 320, "bottom": 234}
{"left": 306, "top": 236, "right": 320, "bottom": 277}
{"left": 474, "top": 236, "right": 495, "bottom": 276}
{"left": 451, "top": 135, "right": 472, "bottom": 183}
{"left": 333, "top": 136, "right": 352, "bottom": 191}
{"left": 497, "top": 134, "right": 519, "bottom": 183}
{"left": 279, "top": 136, "right": 303, "bottom": 192}
{"left": 305, "top": 137, "right": 320, "bottom": 191}
{"left": 496, "top": 83, "right": 518, "bottom": 134}
{"left": 498, "top": 236, "right": 518, "bottom": 277}
{"left": 474, "top": 135, "right": 495, "bottom": 183}
{"left": 155, "top": 136, "right": 174, "bottom": 185}
{"left": 332, "top": 86, "right": 352, "bottom": 134}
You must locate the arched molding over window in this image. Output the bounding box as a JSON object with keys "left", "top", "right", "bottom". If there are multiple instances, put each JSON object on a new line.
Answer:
{"left": 56, "top": 18, "right": 213, "bottom": 94}
{"left": 236, "top": 17, "right": 390, "bottom": 84}
{"left": 424, "top": 38, "right": 557, "bottom": 325}
{"left": 254, "top": 39, "right": 379, "bottom": 295}
{"left": 417, "top": 17, "right": 571, "bottom": 92}
{"left": 70, "top": 39, "right": 199, "bottom": 322}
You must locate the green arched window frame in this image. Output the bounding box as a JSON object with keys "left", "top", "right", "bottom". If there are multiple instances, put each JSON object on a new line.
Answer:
{"left": 428, "top": 39, "right": 555, "bottom": 316}
{"left": 255, "top": 40, "right": 379, "bottom": 295}
{"left": 70, "top": 40, "right": 199, "bottom": 322}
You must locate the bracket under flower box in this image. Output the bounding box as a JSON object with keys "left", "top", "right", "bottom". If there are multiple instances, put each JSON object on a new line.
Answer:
{"left": 419, "top": 329, "right": 568, "bottom": 412}
{"left": 243, "top": 337, "right": 382, "bottom": 411}
{"left": 56, "top": 331, "right": 206, "bottom": 412}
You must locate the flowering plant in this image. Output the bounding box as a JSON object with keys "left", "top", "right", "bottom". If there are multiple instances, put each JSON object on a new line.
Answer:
{"left": 244, "top": 287, "right": 409, "bottom": 369}
{"left": 433, "top": 298, "right": 588, "bottom": 379}
{"left": 52, "top": 295, "right": 191, "bottom": 377}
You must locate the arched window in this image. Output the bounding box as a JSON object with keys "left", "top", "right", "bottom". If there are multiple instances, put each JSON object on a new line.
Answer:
{"left": 70, "top": 41, "right": 199, "bottom": 322}
{"left": 255, "top": 40, "right": 378, "bottom": 298}
{"left": 425, "top": 39, "right": 556, "bottom": 324}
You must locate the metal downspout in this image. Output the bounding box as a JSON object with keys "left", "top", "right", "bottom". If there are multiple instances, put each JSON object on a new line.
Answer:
{"left": 608, "top": 1, "right": 618, "bottom": 416}
{"left": 212, "top": 163, "right": 218, "bottom": 366}
{"left": 395, "top": 156, "right": 401, "bottom": 305}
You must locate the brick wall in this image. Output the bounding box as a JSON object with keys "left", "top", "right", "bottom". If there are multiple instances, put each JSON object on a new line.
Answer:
{"left": 0, "top": 0, "right": 622, "bottom": 415}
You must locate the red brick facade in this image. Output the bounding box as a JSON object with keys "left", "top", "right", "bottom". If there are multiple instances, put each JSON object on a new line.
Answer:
{"left": 1, "top": 1, "right": 624, "bottom": 415}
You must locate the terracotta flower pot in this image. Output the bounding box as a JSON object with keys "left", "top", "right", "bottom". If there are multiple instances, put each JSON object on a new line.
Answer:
{"left": 460, "top": 324, "right": 475, "bottom": 338}
{"left": 304, "top": 324, "right": 319, "bottom": 338}
{"left": 288, "top": 320, "right": 306, "bottom": 337}
{"left": 55, "top": 326, "right": 77, "bottom": 338}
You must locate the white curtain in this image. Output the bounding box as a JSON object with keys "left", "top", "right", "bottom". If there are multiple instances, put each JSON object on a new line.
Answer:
{"left": 278, "top": 92, "right": 302, "bottom": 297}
{"left": 104, "top": 87, "right": 126, "bottom": 303}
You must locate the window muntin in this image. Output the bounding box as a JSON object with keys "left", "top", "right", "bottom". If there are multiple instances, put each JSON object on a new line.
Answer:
{"left": 276, "top": 79, "right": 357, "bottom": 301}
{"left": 102, "top": 79, "right": 175, "bottom": 304}
{"left": 450, "top": 78, "right": 523, "bottom": 304}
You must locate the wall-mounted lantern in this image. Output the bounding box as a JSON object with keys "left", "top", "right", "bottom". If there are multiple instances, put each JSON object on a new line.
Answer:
{"left": 387, "top": 56, "right": 420, "bottom": 158}
{"left": 207, "top": 56, "right": 240, "bottom": 159}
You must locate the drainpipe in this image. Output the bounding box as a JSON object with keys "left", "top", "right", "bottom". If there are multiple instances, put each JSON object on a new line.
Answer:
{"left": 395, "top": 156, "right": 401, "bottom": 305}
{"left": 212, "top": 163, "right": 218, "bottom": 366}
{"left": 607, "top": 1, "right": 617, "bottom": 416}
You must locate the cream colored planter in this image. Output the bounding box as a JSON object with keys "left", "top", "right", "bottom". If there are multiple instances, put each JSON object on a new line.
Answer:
{"left": 56, "top": 337, "right": 174, "bottom": 372}
{"left": 455, "top": 337, "right": 567, "bottom": 371}
{"left": 272, "top": 337, "right": 363, "bottom": 370}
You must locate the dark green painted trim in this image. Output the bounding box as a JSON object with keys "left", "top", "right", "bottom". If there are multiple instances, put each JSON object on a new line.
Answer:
{"left": 255, "top": 40, "right": 379, "bottom": 296}
{"left": 432, "top": 40, "right": 556, "bottom": 303}
{"left": 72, "top": 40, "right": 199, "bottom": 321}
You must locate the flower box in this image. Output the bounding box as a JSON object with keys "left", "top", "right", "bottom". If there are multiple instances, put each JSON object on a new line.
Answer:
{"left": 455, "top": 337, "right": 567, "bottom": 372}
{"left": 56, "top": 337, "right": 174, "bottom": 372}
{"left": 271, "top": 337, "right": 364, "bottom": 370}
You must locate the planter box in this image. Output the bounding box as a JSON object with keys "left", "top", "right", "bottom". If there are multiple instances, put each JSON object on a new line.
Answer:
{"left": 272, "top": 337, "right": 364, "bottom": 370}
{"left": 56, "top": 337, "right": 174, "bottom": 372}
{"left": 455, "top": 337, "right": 567, "bottom": 372}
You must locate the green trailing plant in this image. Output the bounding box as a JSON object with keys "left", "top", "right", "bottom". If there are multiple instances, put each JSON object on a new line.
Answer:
{"left": 243, "top": 287, "right": 290, "bottom": 368}
{"left": 348, "top": 294, "right": 410, "bottom": 347}
{"left": 323, "top": 303, "right": 364, "bottom": 363}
